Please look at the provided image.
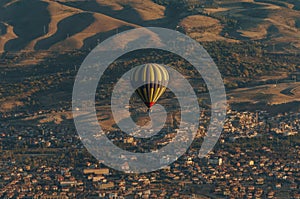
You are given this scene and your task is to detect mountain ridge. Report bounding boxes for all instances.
[0,0,299,52]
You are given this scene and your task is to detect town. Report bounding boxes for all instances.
[0,104,299,198]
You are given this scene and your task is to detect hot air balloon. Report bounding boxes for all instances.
[131,63,169,111]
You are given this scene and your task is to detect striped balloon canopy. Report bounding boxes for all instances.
[130,64,169,110]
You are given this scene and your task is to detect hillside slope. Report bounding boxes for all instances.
[0,0,299,52]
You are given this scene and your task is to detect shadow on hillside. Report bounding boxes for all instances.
[2,0,50,51]
[35,13,95,50]
[80,1,182,49]
[0,0,12,7]
[240,8,272,19]
[0,0,184,51]
[295,19,300,29]
[82,25,134,50]
[294,2,300,10]
[223,2,266,9]
[58,0,145,25]
[58,0,178,28]
[231,101,300,115]
[265,24,280,40]
[219,3,274,41]
[0,22,7,36]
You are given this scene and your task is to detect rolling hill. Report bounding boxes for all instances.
[0,0,299,52]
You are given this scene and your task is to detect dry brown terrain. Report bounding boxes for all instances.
[0,0,300,52]
[179,15,238,42]
[202,0,300,51]
[1,0,300,124]
[0,0,165,52]
[228,82,300,105]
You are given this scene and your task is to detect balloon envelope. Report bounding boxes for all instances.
[131,64,169,109]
